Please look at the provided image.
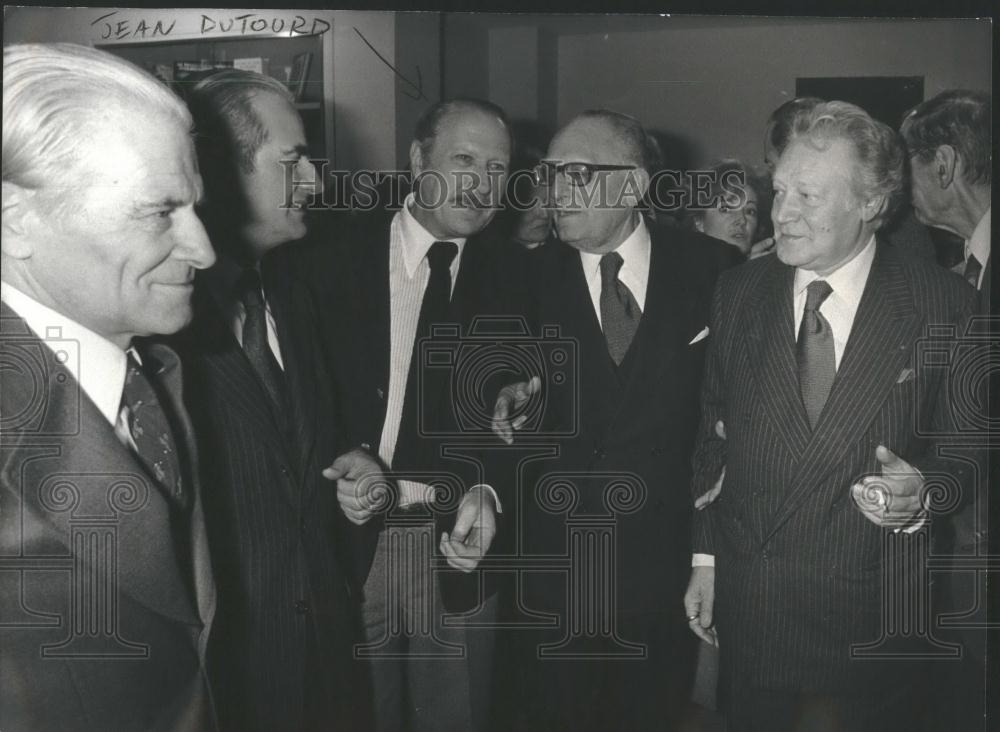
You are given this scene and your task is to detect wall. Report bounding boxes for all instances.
[555,17,991,168]
[394,12,442,169]
[1,6,426,170]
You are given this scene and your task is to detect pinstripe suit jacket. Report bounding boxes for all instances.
[178,247,362,732]
[691,243,979,696]
[0,302,217,732]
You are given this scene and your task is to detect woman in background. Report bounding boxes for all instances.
[684,158,771,258]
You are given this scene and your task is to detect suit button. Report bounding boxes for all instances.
[761,550,770,562]
[593,446,605,459]
[294,599,310,615]
[280,465,291,478]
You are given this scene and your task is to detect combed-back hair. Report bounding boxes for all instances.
[901,89,991,185]
[3,42,191,189]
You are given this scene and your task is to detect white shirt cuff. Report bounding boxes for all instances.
[692,553,715,567]
[469,483,502,514]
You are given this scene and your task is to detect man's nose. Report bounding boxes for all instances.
[175,208,216,269]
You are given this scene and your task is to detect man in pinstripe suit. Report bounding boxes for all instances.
[180,70,376,731]
[684,101,979,731]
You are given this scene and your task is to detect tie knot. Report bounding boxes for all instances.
[963,254,982,286]
[427,241,458,272]
[237,268,265,309]
[804,280,833,312]
[600,251,624,283]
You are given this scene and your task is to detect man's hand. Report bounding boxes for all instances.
[322,448,389,525]
[439,486,497,572]
[694,420,727,510]
[684,566,718,647]
[492,375,542,444]
[850,445,925,527]
[748,236,775,259]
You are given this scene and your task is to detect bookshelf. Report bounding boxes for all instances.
[102,33,330,161]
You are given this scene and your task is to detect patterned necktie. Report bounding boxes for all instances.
[238,268,286,411]
[395,241,458,470]
[120,351,185,506]
[963,255,982,289]
[797,280,835,429]
[599,251,642,365]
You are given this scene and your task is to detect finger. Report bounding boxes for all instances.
[714,420,726,440]
[439,537,477,572]
[493,394,511,422]
[694,493,710,510]
[322,462,347,481]
[528,375,542,395]
[875,444,903,469]
[445,543,481,571]
[688,620,715,646]
[511,416,527,431]
[450,503,478,543]
[342,507,371,525]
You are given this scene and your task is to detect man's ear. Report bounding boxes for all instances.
[860,193,887,224]
[409,140,425,177]
[933,145,957,189]
[693,217,705,233]
[1,181,39,259]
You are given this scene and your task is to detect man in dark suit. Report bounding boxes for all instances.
[902,90,990,309]
[684,100,979,731]
[1,43,218,730]
[493,109,723,730]
[307,99,530,732]
[181,70,375,731]
[900,88,992,730]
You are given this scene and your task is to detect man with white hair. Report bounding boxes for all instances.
[685,100,978,731]
[1,44,218,730]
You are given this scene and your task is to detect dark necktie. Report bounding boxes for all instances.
[599,251,642,365]
[121,351,185,507]
[797,280,835,429]
[395,241,458,469]
[238,268,286,411]
[963,254,982,289]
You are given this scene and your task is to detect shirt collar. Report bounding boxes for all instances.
[579,214,651,281]
[1,281,128,426]
[399,193,467,278]
[793,234,877,307]
[966,206,990,267]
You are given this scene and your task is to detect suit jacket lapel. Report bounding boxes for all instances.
[265,264,320,489]
[0,310,202,628]
[610,235,682,428]
[745,258,812,457]
[763,246,922,541]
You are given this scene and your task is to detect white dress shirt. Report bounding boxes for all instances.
[963,206,990,290]
[382,195,500,509]
[692,236,880,568]
[1,282,127,428]
[203,256,285,369]
[578,216,652,326]
[792,235,877,369]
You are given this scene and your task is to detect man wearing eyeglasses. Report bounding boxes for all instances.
[494,109,726,730]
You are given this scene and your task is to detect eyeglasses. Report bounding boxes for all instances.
[533,160,637,187]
